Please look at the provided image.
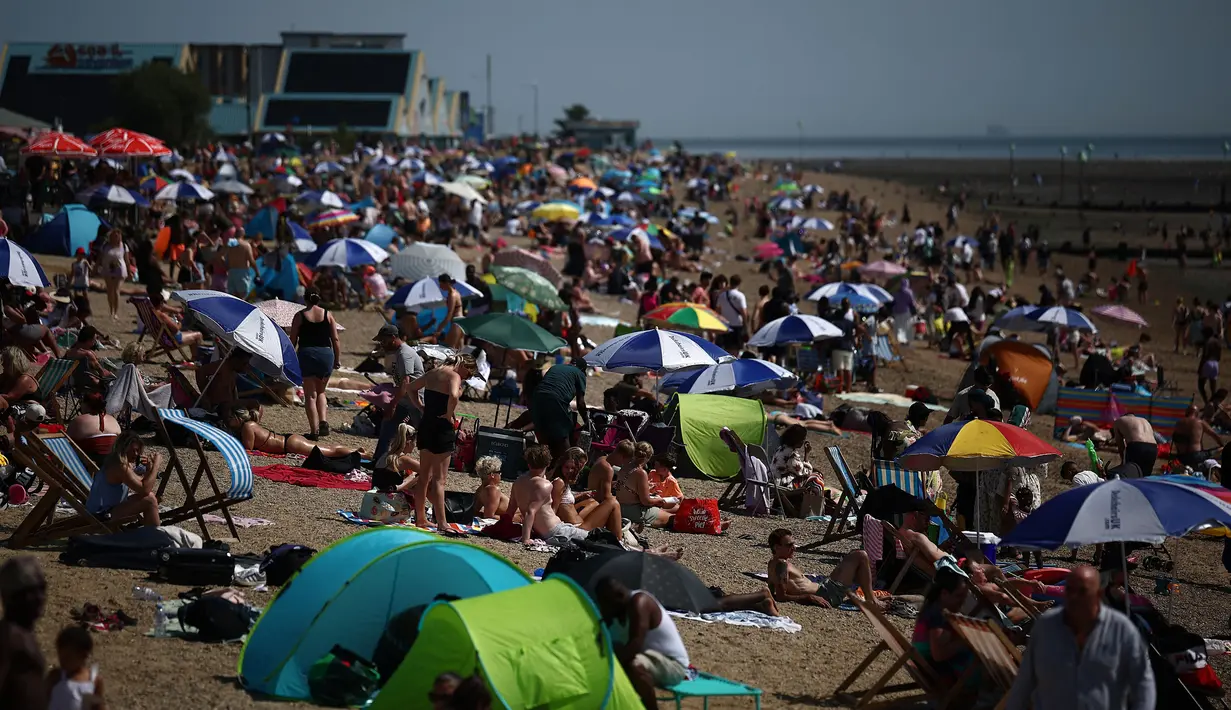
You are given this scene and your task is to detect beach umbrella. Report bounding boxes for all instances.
[297,190,346,210]
[293,238,318,254]
[615,191,644,203]
[155,181,214,202]
[313,161,345,175]
[455,174,490,189]
[255,299,346,332]
[513,200,541,214]
[802,184,824,194]
[76,184,149,207]
[945,235,977,249]
[0,239,50,288]
[490,265,566,310]
[21,131,96,158]
[1001,477,1231,549]
[1025,306,1097,332]
[643,302,729,332]
[531,202,580,222]
[170,290,301,385]
[768,197,805,211]
[440,181,487,204]
[306,209,359,229]
[412,171,443,186]
[307,238,389,269]
[88,157,122,169]
[492,248,563,286]
[568,177,597,192]
[991,305,1046,332]
[686,178,709,189]
[211,180,254,196]
[860,260,907,278]
[586,328,733,374]
[660,358,796,395]
[169,168,197,183]
[897,419,1060,472]
[364,224,396,248]
[609,227,663,250]
[754,243,784,260]
[747,314,843,347]
[677,207,719,224]
[385,277,481,312]
[602,169,633,183]
[554,549,718,614]
[453,312,566,353]
[88,127,156,146]
[389,242,466,283]
[397,157,425,171]
[781,216,835,231]
[97,135,171,158]
[773,181,801,194]
[805,282,890,312]
[1091,304,1149,328]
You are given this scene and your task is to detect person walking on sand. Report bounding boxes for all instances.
[1005,565,1154,710]
[289,287,341,439]
[224,228,256,298]
[0,556,49,710]
[1199,327,1222,403]
[406,353,474,533]
[99,229,127,320]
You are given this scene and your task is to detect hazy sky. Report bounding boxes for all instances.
[4,0,1229,138]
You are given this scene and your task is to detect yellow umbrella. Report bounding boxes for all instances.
[531,203,581,222]
[644,302,729,332]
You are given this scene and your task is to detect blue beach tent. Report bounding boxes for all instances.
[27,205,108,255]
[237,528,531,702]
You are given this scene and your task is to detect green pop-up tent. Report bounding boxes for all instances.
[665,393,766,480]
[372,577,642,710]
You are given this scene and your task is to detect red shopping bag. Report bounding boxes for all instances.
[673,498,722,535]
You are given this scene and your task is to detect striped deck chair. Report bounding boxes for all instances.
[834,592,971,709]
[657,672,763,710]
[944,612,1022,710]
[130,295,189,362]
[799,446,861,551]
[862,333,908,371]
[35,358,80,421]
[8,433,136,548]
[155,408,254,540]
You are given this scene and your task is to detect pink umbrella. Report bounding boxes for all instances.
[1091,304,1148,328]
[492,247,563,286]
[859,260,907,277]
[754,243,784,260]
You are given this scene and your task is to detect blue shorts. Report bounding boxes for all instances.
[298,346,335,379]
[227,268,252,297]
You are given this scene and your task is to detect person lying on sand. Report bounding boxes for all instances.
[511,444,623,547]
[225,414,366,459]
[767,527,886,609]
[769,411,844,437]
[1061,415,1112,445]
[473,456,509,519]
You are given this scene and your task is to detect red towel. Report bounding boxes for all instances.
[252,464,370,490]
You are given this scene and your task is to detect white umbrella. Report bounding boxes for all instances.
[440,181,487,204]
[389,243,466,282]
[308,238,389,269]
[211,180,254,195]
[748,315,842,347]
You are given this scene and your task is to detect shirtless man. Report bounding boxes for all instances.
[767,528,882,609]
[510,444,623,547]
[588,440,635,504]
[197,349,263,422]
[63,325,113,384]
[473,455,509,518]
[150,292,204,360]
[225,228,257,298]
[1061,415,1111,445]
[0,557,48,710]
[1173,405,1224,470]
[437,273,464,350]
[1111,413,1157,476]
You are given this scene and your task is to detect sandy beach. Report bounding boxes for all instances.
[2,158,1230,709]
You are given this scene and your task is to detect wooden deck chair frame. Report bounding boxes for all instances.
[8,434,138,548]
[799,446,861,551]
[834,592,971,709]
[130,295,190,362]
[153,410,251,541]
[34,358,80,423]
[944,612,1022,710]
[719,444,798,516]
[992,580,1041,621]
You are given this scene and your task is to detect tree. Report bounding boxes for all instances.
[553,104,592,137]
[109,62,212,147]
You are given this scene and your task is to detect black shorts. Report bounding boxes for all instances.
[1123,441,1157,476]
[418,418,457,455]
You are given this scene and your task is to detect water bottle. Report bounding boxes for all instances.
[153,604,168,637]
[132,586,161,602]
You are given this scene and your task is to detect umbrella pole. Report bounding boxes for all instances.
[1121,545,1132,617]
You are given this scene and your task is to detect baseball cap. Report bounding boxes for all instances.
[23,403,50,424]
[373,324,402,341]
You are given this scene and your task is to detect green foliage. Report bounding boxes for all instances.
[553,104,592,137]
[109,62,211,146]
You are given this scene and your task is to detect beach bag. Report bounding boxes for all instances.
[177,595,255,642]
[673,498,722,535]
[308,645,381,707]
[304,447,361,474]
[442,491,475,523]
[261,544,317,586]
[361,491,412,524]
[155,548,234,586]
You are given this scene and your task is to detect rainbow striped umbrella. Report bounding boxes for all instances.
[643,302,729,332]
[307,209,359,229]
[897,419,1061,472]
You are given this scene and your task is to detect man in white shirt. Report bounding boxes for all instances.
[945,366,1001,423]
[467,198,486,245]
[717,275,748,354]
[596,577,691,709]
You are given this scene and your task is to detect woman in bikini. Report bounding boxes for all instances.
[384,423,421,494]
[406,353,475,532]
[67,391,121,467]
[226,414,366,458]
[551,446,601,524]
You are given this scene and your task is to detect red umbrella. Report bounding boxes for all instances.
[98,135,171,157]
[20,131,97,158]
[89,127,160,147]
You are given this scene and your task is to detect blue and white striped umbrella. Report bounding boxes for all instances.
[169,168,198,183]
[413,171,443,185]
[781,216,835,231]
[170,290,301,385]
[993,305,1051,333]
[88,157,122,169]
[385,276,482,311]
[803,184,824,194]
[297,190,346,210]
[768,197,805,211]
[660,358,797,395]
[155,181,214,202]
[0,239,49,288]
[1002,477,1231,548]
[609,228,663,250]
[945,235,977,249]
[1023,306,1098,332]
[370,155,398,170]
[398,157,426,171]
[805,282,891,312]
[586,328,733,374]
[514,201,541,214]
[313,162,345,175]
[77,184,149,207]
[615,191,644,203]
[747,314,843,347]
[677,208,719,224]
[307,238,389,269]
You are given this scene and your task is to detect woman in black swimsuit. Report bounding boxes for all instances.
[407,353,475,532]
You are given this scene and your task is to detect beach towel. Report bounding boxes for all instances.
[667,609,801,634]
[202,514,272,528]
[335,510,482,534]
[252,464,371,490]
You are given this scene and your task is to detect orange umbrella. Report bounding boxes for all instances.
[840,260,865,270]
[568,176,597,191]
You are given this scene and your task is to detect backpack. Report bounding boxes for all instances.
[261,544,317,586]
[308,645,381,707]
[177,596,255,642]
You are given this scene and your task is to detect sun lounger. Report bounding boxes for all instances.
[799,446,861,550]
[130,295,190,362]
[834,592,971,709]
[658,671,763,710]
[154,408,254,540]
[944,612,1022,710]
[8,433,138,548]
[34,357,80,421]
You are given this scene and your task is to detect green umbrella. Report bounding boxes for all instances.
[454,312,566,353]
[774,181,801,194]
[491,265,567,310]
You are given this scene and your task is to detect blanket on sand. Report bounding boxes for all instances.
[253,464,370,490]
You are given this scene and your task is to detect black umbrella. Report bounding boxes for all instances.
[553,550,719,614]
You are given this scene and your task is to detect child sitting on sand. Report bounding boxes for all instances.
[767,527,887,609]
[648,452,683,511]
[473,456,508,519]
[48,625,105,710]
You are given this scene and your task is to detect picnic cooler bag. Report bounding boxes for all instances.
[155,548,235,586]
[361,491,412,524]
[673,498,723,535]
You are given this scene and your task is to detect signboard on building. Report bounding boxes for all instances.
[11,42,183,74]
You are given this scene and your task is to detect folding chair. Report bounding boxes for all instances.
[8,433,137,548]
[154,408,254,541]
[130,295,190,362]
[658,671,763,710]
[166,365,202,407]
[944,612,1022,710]
[34,358,80,422]
[718,443,796,516]
[834,592,971,709]
[799,446,861,551]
